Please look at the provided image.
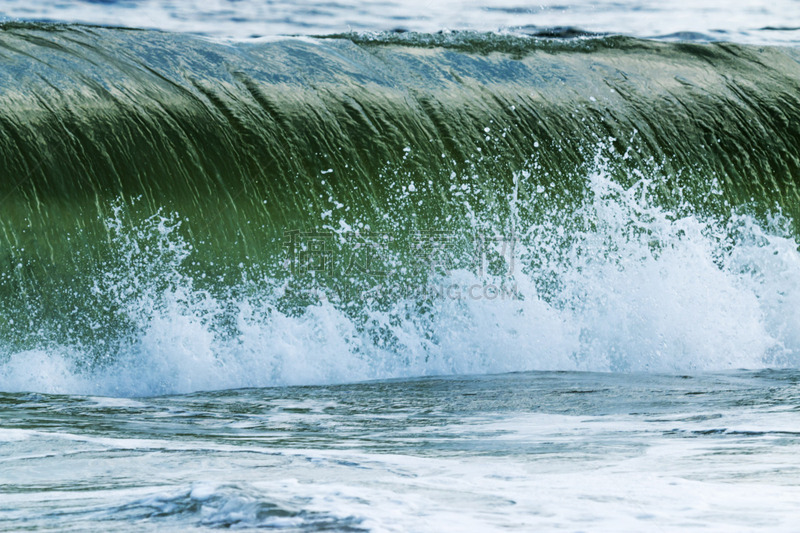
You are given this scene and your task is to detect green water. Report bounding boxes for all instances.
[2,24,800,360]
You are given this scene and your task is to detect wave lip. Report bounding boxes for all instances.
[2,26,800,395]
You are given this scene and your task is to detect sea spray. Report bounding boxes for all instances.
[2,150,800,395]
[3,26,800,395]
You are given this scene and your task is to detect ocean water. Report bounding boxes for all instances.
[2,0,800,43]
[2,1,800,531]
[3,371,800,532]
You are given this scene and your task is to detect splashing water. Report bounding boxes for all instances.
[2,154,800,397]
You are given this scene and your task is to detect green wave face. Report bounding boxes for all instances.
[2,24,800,376]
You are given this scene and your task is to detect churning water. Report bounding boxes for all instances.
[1,1,800,531]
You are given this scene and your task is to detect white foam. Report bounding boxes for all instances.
[2,163,800,397]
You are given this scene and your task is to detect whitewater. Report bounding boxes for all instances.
[2,1,800,531]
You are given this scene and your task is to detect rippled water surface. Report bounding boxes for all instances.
[3,371,800,531]
[1,0,799,43]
